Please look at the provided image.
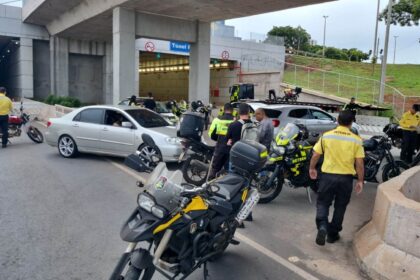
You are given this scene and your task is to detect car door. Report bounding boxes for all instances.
[287,108,310,126]
[100,109,136,155]
[310,109,336,132]
[72,108,105,151]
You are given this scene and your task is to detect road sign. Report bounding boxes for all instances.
[145,41,155,52]
[221,50,230,60]
[170,41,190,53]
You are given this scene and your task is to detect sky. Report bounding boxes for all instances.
[226,0,420,64]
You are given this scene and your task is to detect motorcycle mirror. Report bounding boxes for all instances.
[141,134,156,148]
[136,181,145,188]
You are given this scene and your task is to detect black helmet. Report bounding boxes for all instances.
[191,101,199,111]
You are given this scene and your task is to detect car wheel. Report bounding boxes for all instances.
[58,135,78,158]
[138,143,162,167]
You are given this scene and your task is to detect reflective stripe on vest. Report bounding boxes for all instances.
[216,119,234,136]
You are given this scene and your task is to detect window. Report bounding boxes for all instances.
[288,109,310,119]
[126,109,169,128]
[264,109,282,118]
[104,110,131,127]
[74,109,104,124]
[311,110,334,121]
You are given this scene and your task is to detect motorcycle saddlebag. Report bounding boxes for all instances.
[124,154,149,172]
[177,112,204,141]
[230,140,267,176]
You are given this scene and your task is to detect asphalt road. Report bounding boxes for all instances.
[0,128,378,280]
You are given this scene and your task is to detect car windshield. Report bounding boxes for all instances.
[126,109,169,128]
[155,102,171,114]
[145,163,184,212]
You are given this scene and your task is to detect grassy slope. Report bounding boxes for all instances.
[284,56,420,101]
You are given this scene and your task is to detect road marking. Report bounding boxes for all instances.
[107,159,147,183]
[235,233,320,280]
[109,159,319,280]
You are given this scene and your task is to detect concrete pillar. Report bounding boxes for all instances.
[103,42,113,104]
[135,49,139,96]
[189,21,211,104]
[18,38,34,99]
[113,7,136,105]
[50,36,69,97]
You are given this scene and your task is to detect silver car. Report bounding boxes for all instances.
[45,105,182,161]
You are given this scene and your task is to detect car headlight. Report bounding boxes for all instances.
[138,193,155,212]
[166,137,181,144]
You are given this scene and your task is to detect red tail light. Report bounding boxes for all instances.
[47,121,52,127]
[272,119,280,127]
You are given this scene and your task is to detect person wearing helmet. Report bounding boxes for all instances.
[128,95,137,106]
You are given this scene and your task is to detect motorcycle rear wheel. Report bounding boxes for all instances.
[253,168,284,204]
[382,161,409,182]
[182,155,209,186]
[27,126,44,143]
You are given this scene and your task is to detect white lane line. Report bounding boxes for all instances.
[235,232,319,280]
[107,159,147,183]
[108,159,319,280]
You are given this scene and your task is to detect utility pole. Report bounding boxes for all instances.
[379,0,394,104]
[322,15,328,57]
[393,35,398,64]
[373,0,381,62]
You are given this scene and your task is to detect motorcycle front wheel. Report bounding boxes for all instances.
[182,155,209,186]
[382,160,410,182]
[123,265,154,280]
[252,168,284,204]
[27,126,44,143]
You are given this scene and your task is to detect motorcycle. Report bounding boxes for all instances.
[0,100,44,144]
[110,139,267,280]
[252,123,317,204]
[191,100,212,130]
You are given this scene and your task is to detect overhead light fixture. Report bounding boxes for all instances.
[215,63,221,68]
[221,62,228,67]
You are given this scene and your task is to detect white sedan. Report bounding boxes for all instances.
[45,105,183,161]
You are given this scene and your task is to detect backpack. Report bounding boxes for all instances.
[240,120,260,142]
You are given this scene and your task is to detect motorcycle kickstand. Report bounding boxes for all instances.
[306,187,312,204]
[203,262,210,280]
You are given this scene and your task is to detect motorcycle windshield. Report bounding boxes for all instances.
[145,163,184,213]
[275,123,300,146]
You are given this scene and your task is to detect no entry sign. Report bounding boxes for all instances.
[221,50,230,60]
[145,41,155,52]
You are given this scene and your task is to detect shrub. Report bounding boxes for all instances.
[44,95,82,108]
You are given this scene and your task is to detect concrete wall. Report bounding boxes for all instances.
[69,53,103,104]
[33,39,50,100]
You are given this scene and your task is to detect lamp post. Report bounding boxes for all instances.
[379,0,394,104]
[373,0,381,62]
[322,15,329,57]
[393,35,398,64]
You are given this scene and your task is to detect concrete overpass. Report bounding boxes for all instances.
[19,0,333,104]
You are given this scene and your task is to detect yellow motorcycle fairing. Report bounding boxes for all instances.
[153,196,208,234]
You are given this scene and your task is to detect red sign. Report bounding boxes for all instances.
[221,50,230,60]
[145,41,155,52]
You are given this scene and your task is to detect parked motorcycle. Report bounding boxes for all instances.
[191,100,212,130]
[110,139,267,280]
[252,123,317,204]
[0,101,44,144]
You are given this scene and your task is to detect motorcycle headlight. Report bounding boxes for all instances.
[138,193,155,212]
[273,145,286,155]
[166,137,181,144]
[151,205,167,219]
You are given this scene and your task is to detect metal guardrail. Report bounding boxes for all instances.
[283,62,419,118]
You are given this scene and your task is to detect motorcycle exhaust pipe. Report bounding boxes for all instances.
[153,229,173,266]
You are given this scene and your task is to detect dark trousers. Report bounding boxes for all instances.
[209,146,230,179]
[316,173,353,235]
[0,115,8,146]
[401,130,417,164]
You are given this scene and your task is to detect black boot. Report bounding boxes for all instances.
[316,228,327,246]
[327,233,340,243]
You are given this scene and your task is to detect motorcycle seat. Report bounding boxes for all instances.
[212,173,245,201]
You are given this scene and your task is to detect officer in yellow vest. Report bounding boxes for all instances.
[0,87,13,148]
[309,110,365,246]
[208,103,235,179]
[399,104,420,164]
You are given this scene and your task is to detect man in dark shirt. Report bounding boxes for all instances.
[144,92,157,111]
[226,103,252,147]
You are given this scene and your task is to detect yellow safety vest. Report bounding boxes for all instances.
[208,117,234,138]
[0,94,13,115]
[399,111,420,131]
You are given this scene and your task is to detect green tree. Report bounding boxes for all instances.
[267,26,312,51]
[381,0,420,26]
[346,48,370,62]
[324,47,349,60]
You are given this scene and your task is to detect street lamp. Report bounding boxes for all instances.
[322,15,328,57]
[379,0,394,104]
[393,35,398,64]
[373,0,381,62]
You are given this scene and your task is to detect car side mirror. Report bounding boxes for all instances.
[122,122,133,128]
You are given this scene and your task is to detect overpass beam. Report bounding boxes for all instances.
[112,7,136,105]
[188,21,211,104]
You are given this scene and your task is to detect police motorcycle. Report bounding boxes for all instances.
[110,139,267,280]
[191,100,212,130]
[177,113,214,186]
[0,100,44,144]
[362,126,410,182]
[252,123,317,204]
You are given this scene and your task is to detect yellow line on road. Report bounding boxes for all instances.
[108,159,319,280]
